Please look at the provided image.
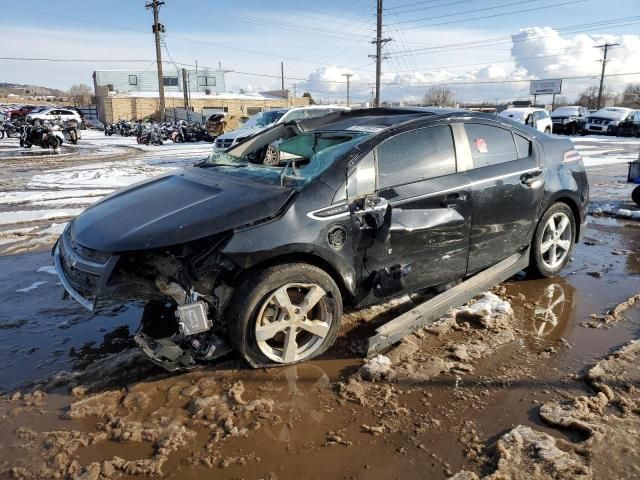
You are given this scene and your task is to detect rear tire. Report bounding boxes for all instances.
[529,203,576,277]
[544,127,551,134]
[632,186,640,206]
[226,263,343,367]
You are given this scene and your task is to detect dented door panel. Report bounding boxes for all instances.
[382,173,472,291]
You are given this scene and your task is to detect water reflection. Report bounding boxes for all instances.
[263,363,331,444]
[528,277,575,340]
[532,284,565,337]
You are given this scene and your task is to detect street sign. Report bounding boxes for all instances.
[530,79,562,95]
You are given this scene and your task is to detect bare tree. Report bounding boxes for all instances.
[423,87,456,107]
[302,92,316,105]
[68,84,92,106]
[620,83,640,108]
[576,85,617,109]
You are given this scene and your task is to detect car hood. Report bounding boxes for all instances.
[589,111,629,121]
[70,169,294,252]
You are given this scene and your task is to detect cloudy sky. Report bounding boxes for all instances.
[1,0,639,104]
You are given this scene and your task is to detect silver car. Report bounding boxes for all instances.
[214,106,350,158]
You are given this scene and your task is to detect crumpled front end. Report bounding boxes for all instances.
[54,223,240,370]
[54,225,119,311]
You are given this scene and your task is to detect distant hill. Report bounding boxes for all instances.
[0,82,68,98]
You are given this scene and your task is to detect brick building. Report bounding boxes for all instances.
[92,69,308,124]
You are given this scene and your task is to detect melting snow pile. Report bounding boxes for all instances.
[452,292,513,320]
[358,354,394,382]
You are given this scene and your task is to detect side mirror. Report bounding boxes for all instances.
[346,152,376,201]
[352,195,389,230]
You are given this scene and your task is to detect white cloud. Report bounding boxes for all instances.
[2,22,639,105]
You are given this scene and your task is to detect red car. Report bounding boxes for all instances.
[6,105,42,119]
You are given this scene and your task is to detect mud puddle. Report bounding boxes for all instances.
[0,213,638,478]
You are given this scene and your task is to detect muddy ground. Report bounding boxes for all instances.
[0,140,639,479]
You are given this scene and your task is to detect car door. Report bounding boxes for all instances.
[463,122,544,274]
[348,123,472,302]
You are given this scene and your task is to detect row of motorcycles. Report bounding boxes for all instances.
[0,117,80,150]
[104,120,215,145]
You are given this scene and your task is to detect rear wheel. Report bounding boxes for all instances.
[227,263,342,367]
[529,203,576,277]
[632,186,640,206]
[544,127,551,134]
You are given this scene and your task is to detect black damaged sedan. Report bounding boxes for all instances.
[54,108,588,370]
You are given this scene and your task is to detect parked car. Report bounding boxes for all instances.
[616,110,640,137]
[583,107,634,135]
[53,108,588,370]
[6,105,40,119]
[550,106,589,135]
[214,106,350,152]
[26,107,82,124]
[499,107,552,133]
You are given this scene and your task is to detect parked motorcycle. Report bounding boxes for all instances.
[136,125,163,146]
[1,119,23,139]
[61,120,80,144]
[20,122,61,150]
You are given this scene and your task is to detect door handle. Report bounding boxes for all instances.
[520,169,543,186]
[442,192,467,207]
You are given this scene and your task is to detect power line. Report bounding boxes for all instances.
[385,0,475,15]
[397,0,585,30]
[388,16,640,56]
[385,0,450,10]
[387,0,548,26]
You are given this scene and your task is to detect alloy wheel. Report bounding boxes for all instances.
[540,212,572,270]
[255,283,332,363]
[263,146,280,165]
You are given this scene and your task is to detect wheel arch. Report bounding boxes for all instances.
[229,251,355,306]
[546,195,582,243]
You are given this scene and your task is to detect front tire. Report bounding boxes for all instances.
[227,263,343,367]
[529,203,576,277]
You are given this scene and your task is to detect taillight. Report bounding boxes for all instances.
[562,149,581,163]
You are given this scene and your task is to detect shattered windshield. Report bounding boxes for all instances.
[243,110,286,128]
[200,131,371,187]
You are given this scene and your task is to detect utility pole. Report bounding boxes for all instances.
[342,73,353,107]
[181,68,189,110]
[595,43,619,110]
[146,0,166,120]
[292,82,297,98]
[281,62,285,92]
[369,0,391,107]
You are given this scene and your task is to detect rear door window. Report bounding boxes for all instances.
[376,125,456,189]
[464,124,518,168]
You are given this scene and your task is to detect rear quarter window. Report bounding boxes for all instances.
[514,133,532,159]
[464,124,518,168]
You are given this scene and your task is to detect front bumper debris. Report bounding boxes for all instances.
[53,228,118,311]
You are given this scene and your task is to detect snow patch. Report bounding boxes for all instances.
[453,292,513,318]
[16,281,48,293]
[37,266,57,275]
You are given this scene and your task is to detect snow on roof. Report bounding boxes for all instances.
[109,90,287,101]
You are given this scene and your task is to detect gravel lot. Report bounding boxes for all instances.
[0,131,639,480]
